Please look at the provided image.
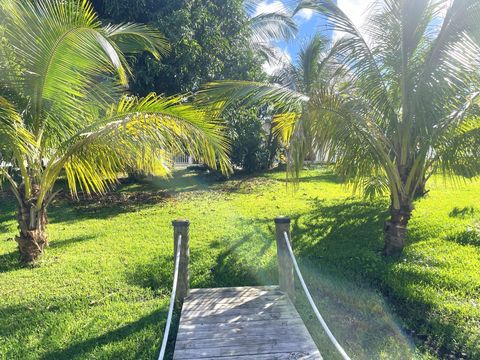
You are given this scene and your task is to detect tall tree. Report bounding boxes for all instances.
[0,0,229,263]
[202,0,480,255]
[91,0,267,95]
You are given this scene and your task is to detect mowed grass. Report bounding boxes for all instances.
[0,168,479,359]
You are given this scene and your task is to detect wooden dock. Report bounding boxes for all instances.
[173,286,322,359]
[157,218,342,360]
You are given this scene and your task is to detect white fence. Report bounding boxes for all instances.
[174,154,197,168]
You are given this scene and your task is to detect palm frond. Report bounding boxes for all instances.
[249,11,298,44]
[102,23,170,60]
[199,81,308,114]
[0,97,35,154]
[298,34,328,93]
[1,0,169,145]
[39,94,231,202]
[297,0,398,127]
[435,116,480,179]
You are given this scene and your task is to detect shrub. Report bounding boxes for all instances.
[223,105,280,174]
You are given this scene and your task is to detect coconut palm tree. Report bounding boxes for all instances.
[268,34,344,167]
[201,0,480,255]
[0,0,230,263]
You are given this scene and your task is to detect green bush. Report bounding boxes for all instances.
[223,105,280,173]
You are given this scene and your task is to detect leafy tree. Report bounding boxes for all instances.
[202,0,480,255]
[0,0,229,263]
[91,0,268,95]
[223,104,279,173]
[91,0,295,175]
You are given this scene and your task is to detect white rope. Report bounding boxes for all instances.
[158,234,182,360]
[283,231,351,360]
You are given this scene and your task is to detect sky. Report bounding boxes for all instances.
[253,0,374,74]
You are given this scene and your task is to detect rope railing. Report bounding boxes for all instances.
[283,231,351,360]
[158,234,182,360]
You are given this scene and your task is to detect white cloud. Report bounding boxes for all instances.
[262,47,292,75]
[254,0,285,17]
[295,8,314,22]
[334,0,376,42]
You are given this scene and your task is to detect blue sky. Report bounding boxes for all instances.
[253,0,372,73]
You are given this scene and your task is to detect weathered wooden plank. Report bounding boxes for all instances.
[182,301,289,312]
[178,311,297,324]
[178,318,306,336]
[199,353,322,360]
[173,286,321,360]
[188,285,278,294]
[182,295,288,310]
[181,304,293,318]
[185,287,283,299]
[183,291,283,301]
[173,341,319,359]
[176,325,305,342]
[175,333,314,350]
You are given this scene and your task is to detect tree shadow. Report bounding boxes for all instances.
[266,170,343,185]
[449,206,476,219]
[0,235,96,273]
[289,198,389,277]
[445,228,480,247]
[207,234,262,288]
[49,235,96,249]
[0,195,16,233]
[39,308,168,360]
[286,198,478,358]
[47,192,169,225]
[0,250,23,273]
[0,303,47,341]
[125,253,174,291]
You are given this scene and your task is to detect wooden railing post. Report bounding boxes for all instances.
[172,219,190,302]
[275,216,294,297]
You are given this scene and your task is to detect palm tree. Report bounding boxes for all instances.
[201,0,480,255]
[0,0,230,263]
[268,34,341,167]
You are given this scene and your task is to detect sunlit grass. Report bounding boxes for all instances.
[0,168,479,359]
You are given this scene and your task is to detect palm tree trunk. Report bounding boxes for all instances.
[384,199,413,256]
[15,186,49,263]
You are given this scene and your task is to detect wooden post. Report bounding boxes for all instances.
[275,217,294,297]
[172,219,190,302]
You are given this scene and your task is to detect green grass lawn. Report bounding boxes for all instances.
[1,168,479,359]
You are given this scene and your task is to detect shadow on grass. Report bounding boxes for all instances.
[286,198,479,358]
[272,171,343,185]
[445,228,480,247]
[125,254,174,291]
[208,235,264,288]
[0,250,22,273]
[43,169,223,225]
[289,198,389,280]
[0,195,16,233]
[39,308,168,360]
[49,235,96,250]
[0,235,96,273]
[449,206,476,219]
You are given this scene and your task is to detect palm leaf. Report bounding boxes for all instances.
[38,94,231,202]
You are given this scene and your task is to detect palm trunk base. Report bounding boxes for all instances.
[383,220,407,256]
[16,200,49,263]
[15,231,48,263]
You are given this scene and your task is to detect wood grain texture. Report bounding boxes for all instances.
[173,286,322,360]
